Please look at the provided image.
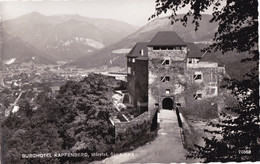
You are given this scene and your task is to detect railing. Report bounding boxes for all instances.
[175,107,183,128]
[174,107,187,148]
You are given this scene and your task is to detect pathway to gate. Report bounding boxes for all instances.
[92,109,200,163]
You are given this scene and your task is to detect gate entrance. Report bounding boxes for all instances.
[162,97,173,110]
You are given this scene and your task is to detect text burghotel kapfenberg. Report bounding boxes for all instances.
[21,152,135,159]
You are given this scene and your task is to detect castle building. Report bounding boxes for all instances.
[126,31,227,117]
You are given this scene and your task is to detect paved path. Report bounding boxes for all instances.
[92,109,199,163]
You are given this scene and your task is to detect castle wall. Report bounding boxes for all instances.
[127,36,224,119]
[147,47,221,118]
[184,63,219,118]
[127,58,148,107]
[134,60,148,105]
[148,47,188,117]
[127,58,135,104]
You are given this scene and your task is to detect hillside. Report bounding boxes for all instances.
[72,14,218,69]
[72,15,255,80]
[1,12,138,60]
[0,32,57,65]
[1,74,118,163]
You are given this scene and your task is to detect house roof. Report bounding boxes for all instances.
[186,42,204,58]
[126,32,221,62]
[200,52,225,66]
[148,31,186,47]
[126,42,148,58]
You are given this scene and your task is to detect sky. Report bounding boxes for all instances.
[0,0,217,27]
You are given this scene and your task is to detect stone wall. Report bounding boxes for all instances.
[114,111,155,151]
[127,58,135,104]
[134,60,148,105]
[127,59,148,108]
[179,111,196,150]
[114,112,150,135]
[148,48,187,117]
[147,47,221,119]
[184,63,220,118]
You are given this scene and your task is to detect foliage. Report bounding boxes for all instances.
[2,74,119,163]
[188,69,259,162]
[151,0,259,162]
[0,88,13,108]
[2,106,63,164]
[151,0,258,60]
[115,118,157,153]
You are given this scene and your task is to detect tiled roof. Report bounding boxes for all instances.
[200,52,225,66]
[148,31,186,46]
[186,42,204,58]
[126,32,217,62]
[126,42,148,57]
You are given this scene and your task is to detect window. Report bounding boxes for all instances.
[161,76,170,82]
[161,58,170,66]
[207,86,218,96]
[193,72,203,81]
[153,47,160,50]
[127,67,131,74]
[166,89,170,94]
[161,47,167,50]
[140,50,144,56]
[193,74,202,80]
[187,58,200,64]
[128,58,131,62]
[132,58,135,63]
[153,46,184,51]
[133,70,135,76]
[193,93,202,100]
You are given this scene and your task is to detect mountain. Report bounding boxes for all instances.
[71,14,255,80]
[1,12,138,60]
[0,32,57,65]
[72,14,218,69]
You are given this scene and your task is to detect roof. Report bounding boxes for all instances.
[200,52,225,66]
[148,31,186,47]
[186,42,204,58]
[126,32,212,61]
[126,42,148,58]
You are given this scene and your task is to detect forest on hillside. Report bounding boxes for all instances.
[1,74,122,164]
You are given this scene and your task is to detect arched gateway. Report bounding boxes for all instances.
[162,97,173,110]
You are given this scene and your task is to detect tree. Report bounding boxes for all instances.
[18,99,33,118]
[151,0,259,162]
[151,0,258,60]
[55,74,116,162]
[187,68,259,162]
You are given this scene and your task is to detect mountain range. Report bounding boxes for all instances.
[71,14,219,69]
[0,32,57,65]
[1,12,138,60]
[71,15,255,79]
[1,12,255,79]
